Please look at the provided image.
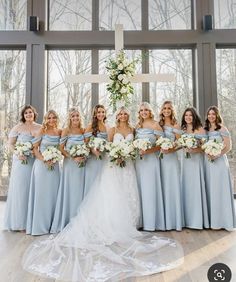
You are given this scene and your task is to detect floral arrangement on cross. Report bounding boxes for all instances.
[106,49,139,110]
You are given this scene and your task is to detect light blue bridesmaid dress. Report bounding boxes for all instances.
[204,130,236,230]
[180,133,209,229]
[135,128,165,231]
[50,134,85,233]
[160,126,183,231]
[26,135,60,235]
[83,131,107,197]
[4,131,35,231]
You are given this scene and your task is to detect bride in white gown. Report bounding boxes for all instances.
[22,107,183,282]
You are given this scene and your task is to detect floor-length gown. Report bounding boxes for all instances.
[135,128,165,231]
[204,130,236,230]
[160,126,183,231]
[50,134,85,233]
[4,130,35,231]
[83,131,107,197]
[26,134,60,235]
[180,133,209,229]
[22,133,183,282]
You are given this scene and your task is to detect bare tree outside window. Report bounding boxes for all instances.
[0,0,26,30]
[0,50,26,196]
[149,0,191,30]
[216,48,236,193]
[48,50,92,126]
[149,49,193,121]
[49,0,92,30]
[99,0,141,30]
[215,0,236,29]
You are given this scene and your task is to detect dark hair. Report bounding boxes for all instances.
[159,100,177,128]
[91,104,106,136]
[20,105,38,123]
[204,106,222,131]
[181,107,202,132]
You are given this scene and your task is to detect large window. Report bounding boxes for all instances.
[149,49,193,120]
[0,50,26,197]
[0,0,27,30]
[149,0,192,30]
[216,48,236,193]
[49,0,92,30]
[47,50,92,126]
[99,0,141,30]
[215,0,236,29]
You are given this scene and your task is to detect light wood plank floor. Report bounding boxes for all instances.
[0,201,236,282]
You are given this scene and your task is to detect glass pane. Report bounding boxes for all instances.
[48,50,92,126]
[215,0,236,29]
[49,0,92,30]
[216,48,236,193]
[0,0,27,30]
[0,50,26,196]
[99,50,142,125]
[99,0,141,30]
[149,0,191,30]
[149,49,193,121]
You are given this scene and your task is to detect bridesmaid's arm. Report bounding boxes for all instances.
[59,129,70,158]
[108,127,115,142]
[32,130,44,161]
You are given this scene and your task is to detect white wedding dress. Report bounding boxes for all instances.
[22,133,184,281]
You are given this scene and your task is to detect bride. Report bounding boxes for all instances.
[22,106,183,282]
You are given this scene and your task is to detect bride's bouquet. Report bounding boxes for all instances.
[42,146,63,170]
[155,136,175,159]
[133,139,152,159]
[14,141,32,164]
[107,140,136,168]
[69,144,90,167]
[88,136,107,160]
[177,134,198,158]
[202,139,224,163]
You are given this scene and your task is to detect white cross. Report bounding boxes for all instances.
[65,24,175,84]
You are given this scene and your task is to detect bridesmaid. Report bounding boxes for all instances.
[135,102,165,231]
[204,106,236,230]
[180,107,209,229]
[50,108,85,233]
[83,104,108,197]
[26,110,61,235]
[3,105,41,231]
[158,101,183,231]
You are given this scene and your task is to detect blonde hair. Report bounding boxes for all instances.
[159,101,177,127]
[137,102,154,128]
[67,107,83,130]
[115,106,131,127]
[42,110,59,132]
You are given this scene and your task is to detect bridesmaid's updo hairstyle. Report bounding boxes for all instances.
[204,106,222,131]
[91,104,106,137]
[20,105,38,123]
[137,102,154,128]
[42,110,59,132]
[67,107,83,130]
[159,100,177,128]
[181,107,202,132]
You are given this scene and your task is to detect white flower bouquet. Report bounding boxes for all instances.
[202,139,224,162]
[69,144,90,167]
[106,49,139,109]
[88,137,107,160]
[177,134,198,158]
[156,136,175,159]
[107,140,136,168]
[14,141,32,164]
[42,146,63,170]
[133,139,152,159]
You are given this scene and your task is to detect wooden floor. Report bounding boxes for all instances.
[0,201,236,282]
